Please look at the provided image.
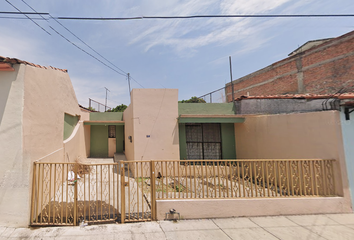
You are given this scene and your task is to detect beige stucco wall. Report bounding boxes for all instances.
[234,111,351,206]
[0,64,84,227]
[156,112,352,219]
[157,197,352,220]
[0,64,26,227]
[80,109,90,121]
[23,66,81,162]
[126,89,180,161]
[123,103,135,160]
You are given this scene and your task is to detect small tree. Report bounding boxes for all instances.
[179,96,206,103]
[111,104,128,112]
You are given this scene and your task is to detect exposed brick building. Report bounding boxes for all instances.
[225,30,354,102]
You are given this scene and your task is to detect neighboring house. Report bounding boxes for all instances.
[233,93,354,210]
[225,30,354,101]
[0,56,87,227]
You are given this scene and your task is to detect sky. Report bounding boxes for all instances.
[1,0,354,108]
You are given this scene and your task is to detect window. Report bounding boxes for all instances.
[185,123,222,159]
[108,125,116,138]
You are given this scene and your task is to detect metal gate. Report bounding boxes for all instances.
[30,161,154,226]
[120,161,155,223]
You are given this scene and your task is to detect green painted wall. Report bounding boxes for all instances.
[63,113,79,140]
[90,125,108,157]
[90,112,123,121]
[221,123,236,159]
[179,124,187,160]
[178,103,235,115]
[116,125,124,153]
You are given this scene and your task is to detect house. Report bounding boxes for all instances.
[233,93,354,210]
[2,55,354,227]
[84,88,354,220]
[225,30,354,101]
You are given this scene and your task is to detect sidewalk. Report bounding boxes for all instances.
[1,213,354,240]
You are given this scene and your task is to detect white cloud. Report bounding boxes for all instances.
[71,75,129,107]
[0,29,40,60]
[123,0,312,56]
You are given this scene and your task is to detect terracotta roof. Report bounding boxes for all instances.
[0,55,67,72]
[235,93,354,101]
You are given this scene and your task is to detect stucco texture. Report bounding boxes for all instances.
[0,64,26,227]
[123,103,135,160]
[126,89,180,160]
[23,66,81,162]
[234,111,350,201]
[0,64,83,227]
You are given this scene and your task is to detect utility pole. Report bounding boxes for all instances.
[104,87,110,112]
[127,73,131,94]
[229,56,235,103]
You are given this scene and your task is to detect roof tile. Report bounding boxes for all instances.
[0,55,67,72]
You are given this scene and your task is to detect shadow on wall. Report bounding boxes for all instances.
[0,70,19,124]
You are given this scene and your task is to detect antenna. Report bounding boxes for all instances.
[104,87,110,111]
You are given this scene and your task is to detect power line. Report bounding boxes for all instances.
[56,14,354,21]
[0,16,46,20]
[16,0,129,79]
[2,11,354,21]
[22,0,144,88]
[130,76,145,88]
[2,12,354,19]
[5,0,51,35]
[49,24,127,76]
[49,14,128,75]
[0,11,48,15]
[19,0,128,76]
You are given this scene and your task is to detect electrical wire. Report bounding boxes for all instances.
[50,14,128,75]
[130,76,145,88]
[20,0,128,77]
[56,14,354,21]
[2,11,354,20]
[0,11,48,15]
[0,16,46,20]
[5,1,145,88]
[49,25,127,76]
[5,0,51,35]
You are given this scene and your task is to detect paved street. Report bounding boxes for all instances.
[1,213,354,240]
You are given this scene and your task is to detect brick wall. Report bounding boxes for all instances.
[226,31,354,102]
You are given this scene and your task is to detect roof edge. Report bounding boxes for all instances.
[235,93,354,101]
[0,55,67,73]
